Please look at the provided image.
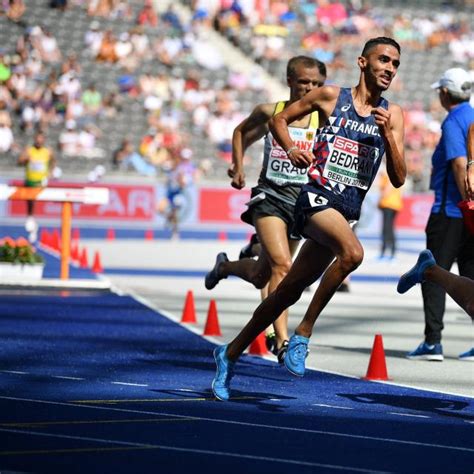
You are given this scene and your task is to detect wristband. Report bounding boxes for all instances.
[286,146,298,157]
[467,160,474,167]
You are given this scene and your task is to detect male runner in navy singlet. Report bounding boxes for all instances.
[211,37,407,401]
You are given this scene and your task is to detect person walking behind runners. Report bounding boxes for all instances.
[377,166,403,260]
[406,68,474,362]
[205,56,327,362]
[211,37,406,400]
[18,132,55,243]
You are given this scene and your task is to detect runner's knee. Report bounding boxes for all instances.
[339,245,364,273]
[270,258,292,281]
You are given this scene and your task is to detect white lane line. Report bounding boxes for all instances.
[389,412,430,419]
[314,404,354,410]
[111,382,149,387]
[177,389,194,392]
[0,427,392,473]
[0,395,472,453]
[1,371,28,375]
[51,376,84,381]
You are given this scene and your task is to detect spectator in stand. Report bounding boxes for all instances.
[81,82,102,118]
[96,30,118,63]
[0,116,14,153]
[114,137,156,176]
[84,21,103,58]
[59,119,80,156]
[6,0,26,24]
[137,0,158,27]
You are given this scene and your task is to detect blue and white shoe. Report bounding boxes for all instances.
[205,252,229,290]
[284,334,310,376]
[458,348,474,361]
[212,345,234,401]
[406,342,444,361]
[397,249,436,294]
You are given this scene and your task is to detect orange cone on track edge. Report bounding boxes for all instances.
[107,228,115,240]
[203,299,222,336]
[92,251,103,273]
[145,229,154,240]
[363,334,391,381]
[248,331,268,356]
[181,290,197,324]
[79,247,89,269]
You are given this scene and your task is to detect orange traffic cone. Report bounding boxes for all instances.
[218,231,227,241]
[72,228,80,241]
[248,331,268,356]
[92,251,103,273]
[203,299,222,336]
[363,334,391,381]
[107,228,115,240]
[79,247,89,269]
[181,290,197,324]
[145,229,154,240]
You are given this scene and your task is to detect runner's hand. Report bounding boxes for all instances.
[228,167,246,189]
[371,107,391,136]
[287,149,313,169]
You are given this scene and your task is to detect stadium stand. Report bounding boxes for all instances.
[0,0,473,190]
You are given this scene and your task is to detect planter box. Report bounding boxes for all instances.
[0,262,45,280]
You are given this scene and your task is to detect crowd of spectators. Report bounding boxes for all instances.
[1,0,473,192]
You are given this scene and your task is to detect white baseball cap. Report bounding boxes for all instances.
[431,68,472,95]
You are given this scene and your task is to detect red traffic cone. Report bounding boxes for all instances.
[363,334,391,381]
[145,229,154,240]
[92,251,103,273]
[40,229,47,246]
[71,242,79,263]
[248,331,268,356]
[203,299,222,336]
[79,247,89,269]
[218,231,227,241]
[72,228,80,241]
[107,228,115,241]
[181,290,197,324]
[52,229,61,251]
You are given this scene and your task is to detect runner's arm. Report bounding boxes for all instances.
[229,103,273,189]
[373,103,406,188]
[269,86,338,169]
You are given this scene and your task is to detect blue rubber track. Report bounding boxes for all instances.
[0,292,472,474]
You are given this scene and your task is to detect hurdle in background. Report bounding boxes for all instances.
[0,184,109,280]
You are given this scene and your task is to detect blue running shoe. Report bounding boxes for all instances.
[397,249,436,294]
[406,342,443,361]
[284,334,310,376]
[212,345,234,401]
[205,252,229,290]
[458,348,474,361]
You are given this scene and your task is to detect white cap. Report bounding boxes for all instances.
[431,68,472,95]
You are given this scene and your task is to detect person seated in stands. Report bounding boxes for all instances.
[96,30,118,63]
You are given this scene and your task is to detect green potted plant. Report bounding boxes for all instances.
[0,237,45,280]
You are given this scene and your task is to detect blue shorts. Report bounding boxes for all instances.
[295,183,361,236]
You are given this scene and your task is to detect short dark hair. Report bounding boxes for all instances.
[361,37,401,57]
[287,56,327,79]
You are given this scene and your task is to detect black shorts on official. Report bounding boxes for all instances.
[295,183,360,237]
[241,187,301,241]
